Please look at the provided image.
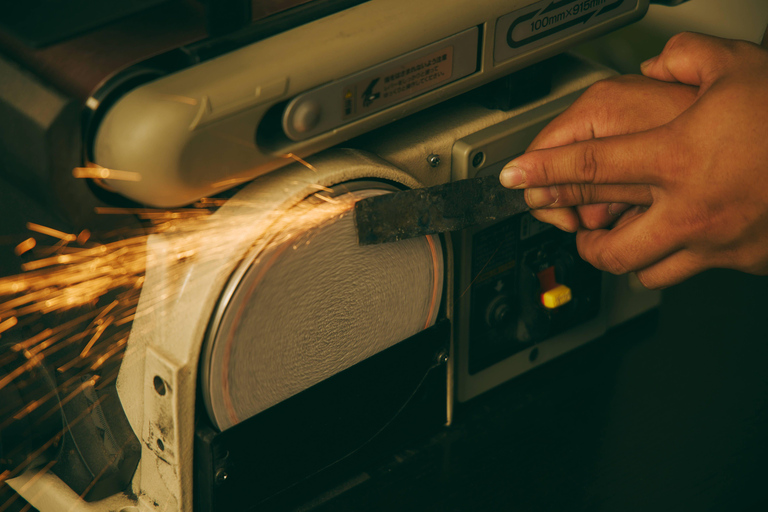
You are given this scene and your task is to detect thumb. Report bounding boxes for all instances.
[640,32,733,87]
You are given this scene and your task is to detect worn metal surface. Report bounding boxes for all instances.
[355,175,529,245]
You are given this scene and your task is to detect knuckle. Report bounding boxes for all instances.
[577,183,596,204]
[585,78,614,97]
[536,155,554,185]
[564,183,594,205]
[561,184,581,205]
[664,31,697,56]
[579,143,599,183]
[663,32,736,78]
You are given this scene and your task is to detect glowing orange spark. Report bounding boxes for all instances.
[94,207,210,219]
[308,183,334,193]
[195,197,228,207]
[26,223,75,242]
[90,336,128,371]
[73,165,142,182]
[76,230,90,245]
[44,377,99,415]
[12,329,52,353]
[79,316,114,359]
[313,193,340,204]
[114,314,135,326]
[14,238,36,256]
[0,187,361,511]
[284,152,318,173]
[0,354,42,391]
[211,176,251,188]
[0,317,17,335]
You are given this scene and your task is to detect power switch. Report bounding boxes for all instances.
[537,266,572,309]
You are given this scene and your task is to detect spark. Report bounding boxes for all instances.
[72,165,142,182]
[211,176,252,188]
[284,153,318,173]
[0,317,17,335]
[78,316,113,359]
[26,223,75,242]
[76,230,90,245]
[11,328,52,353]
[307,184,334,193]
[313,193,340,204]
[195,197,227,208]
[0,179,358,509]
[14,238,35,256]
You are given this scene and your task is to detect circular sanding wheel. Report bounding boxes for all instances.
[200,187,444,431]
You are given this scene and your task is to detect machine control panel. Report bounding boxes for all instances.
[466,214,602,375]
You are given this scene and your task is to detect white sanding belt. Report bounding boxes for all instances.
[202,188,443,432]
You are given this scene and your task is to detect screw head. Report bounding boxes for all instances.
[436,350,449,365]
[472,152,485,168]
[427,154,441,167]
[215,469,229,485]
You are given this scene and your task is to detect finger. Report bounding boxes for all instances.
[634,250,708,289]
[524,183,652,209]
[501,130,664,189]
[533,203,635,232]
[575,207,679,275]
[577,204,629,230]
[611,204,647,229]
[530,208,579,233]
[527,98,598,151]
[528,76,697,151]
[640,32,734,87]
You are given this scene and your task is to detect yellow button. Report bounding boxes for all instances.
[541,284,572,309]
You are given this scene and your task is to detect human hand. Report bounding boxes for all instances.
[500,32,768,288]
[522,74,698,232]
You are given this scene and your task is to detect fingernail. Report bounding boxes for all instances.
[608,202,631,216]
[640,55,658,71]
[499,165,525,188]
[526,186,559,208]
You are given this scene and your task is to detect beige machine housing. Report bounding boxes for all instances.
[92,0,651,207]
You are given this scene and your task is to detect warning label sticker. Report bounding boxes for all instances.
[343,46,454,118]
[494,0,638,63]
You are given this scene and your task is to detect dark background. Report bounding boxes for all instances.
[305,269,768,511]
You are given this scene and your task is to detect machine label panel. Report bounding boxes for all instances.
[494,0,639,63]
[283,27,478,142]
[348,46,454,117]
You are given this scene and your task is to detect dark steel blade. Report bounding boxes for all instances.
[355,175,529,245]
